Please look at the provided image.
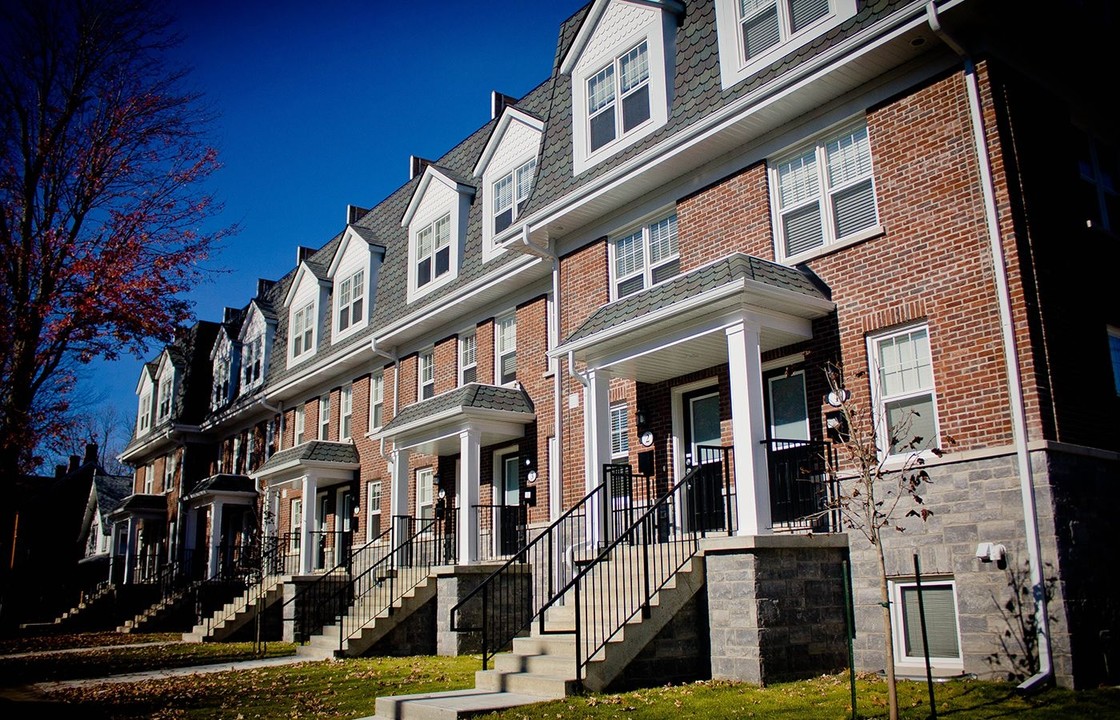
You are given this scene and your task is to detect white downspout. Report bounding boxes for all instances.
[927,2,1052,691]
[551,256,563,524]
[369,339,398,464]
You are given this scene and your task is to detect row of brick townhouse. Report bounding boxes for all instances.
[75,0,1118,696]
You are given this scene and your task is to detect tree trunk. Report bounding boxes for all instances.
[877,540,899,720]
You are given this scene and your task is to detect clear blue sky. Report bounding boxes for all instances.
[83,0,588,447]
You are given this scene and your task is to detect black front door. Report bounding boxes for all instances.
[682,387,725,532]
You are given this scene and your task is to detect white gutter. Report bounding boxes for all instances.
[926,1,1052,692]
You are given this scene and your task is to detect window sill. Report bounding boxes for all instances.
[779,224,884,265]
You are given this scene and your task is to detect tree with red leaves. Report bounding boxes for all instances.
[0,0,230,618]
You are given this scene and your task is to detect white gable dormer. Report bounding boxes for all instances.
[328,225,385,341]
[401,166,475,302]
[239,300,276,393]
[474,108,544,261]
[153,351,177,426]
[210,327,240,410]
[135,366,156,437]
[562,0,681,176]
[283,261,329,367]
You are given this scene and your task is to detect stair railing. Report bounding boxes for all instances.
[336,513,455,654]
[450,481,607,670]
[538,452,732,684]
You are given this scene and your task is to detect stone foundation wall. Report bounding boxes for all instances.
[609,590,712,691]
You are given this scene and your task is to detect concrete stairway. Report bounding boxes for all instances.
[182,575,286,643]
[364,550,705,719]
[117,587,194,633]
[302,573,438,658]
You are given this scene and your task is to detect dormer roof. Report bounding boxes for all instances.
[401,164,477,228]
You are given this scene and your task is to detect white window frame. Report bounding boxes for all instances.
[340,384,353,440]
[212,354,231,409]
[495,313,517,385]
[610,404,630,458]
[770,119,880,262]
[291,301,316,360]
[414,213,452,290]
[459,332,477,386]
[369,371,384,431]
[367,480,383,541]
[242,334,263,391]
[318,394,331,440]
[715,0,857,89]
[336,268,366,335]
[418,349,435,400]
[157,376,173,421]
[294,405,305,445]
[610,212,680,299]
[492,158,537,236]
[143,463,154,495]
[889,577,964,671]
[867,324,940,460]
[163,453,176,492]
[137,391,152,436]
[416,468,434,520]
[290,498,302,551]
[1109,326,1120,396]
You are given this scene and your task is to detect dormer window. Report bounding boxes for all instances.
[416,214,451,288]
[213,359,230,408]
[715,0,857,89]
[137,392,152,435]
[589,41,650,154]
[337,269,365,332]
[157,376,173,421]
[292,302,315,358]
[493,159,536,234]
[242,335,262,388]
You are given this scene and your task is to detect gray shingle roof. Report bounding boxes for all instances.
[381,383,534,433]
[564,253,829,345]
[254,440,360,475]
[112,494,167,515]
[187,473,256,497]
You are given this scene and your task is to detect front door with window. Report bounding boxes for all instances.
[764,368,821,526]
[682,387,724,532]
[498,453,524,556]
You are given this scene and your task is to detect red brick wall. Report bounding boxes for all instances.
[677,162,774,267]
[434,335,457,395]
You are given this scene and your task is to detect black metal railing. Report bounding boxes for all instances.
[474,504,528,560]
[450,481,607,670]
[335,514,455,653]
[538,459,725,684]
[260,532,300,578]
[688,445,737,535]
[306,530,354,571]
[129,553,162,584]
[763,438,839,532]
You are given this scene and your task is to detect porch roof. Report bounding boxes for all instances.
[107,493,166,520]
[563,254,830,346]
[376,383,535,455]
[185,473,255,499]
[253,440,360,478]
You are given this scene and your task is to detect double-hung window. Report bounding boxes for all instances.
[163,454,176,492]
[318,394,331,440]
[773,121,878,260]
[496,314,517,385]
[138,392,152,435]
[415,214,451,288]
[869,324,939,457]
[242,335,262,388]
[292,302,315,358]
[610,404,630,458]
[369,372,384,430]
[340,384,353,440]
[493,158,537,234]
[291,499,302,551]
[416,468,434,520]
[739,0,830,61]
[213,359,230,408]
[158,377,173,421]
[337,269,365,332]
[588,40,651,154]
[144,464,154,494]
[294,405,305,445]
[459,332,477,385]
[367,481,382,539]
[419,350,435,400]
[613,213,679,298]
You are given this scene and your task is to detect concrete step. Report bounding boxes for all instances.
[472,669,576,699]
[370,688,555,720]
[492,651,577,677]
[510,633,576,658]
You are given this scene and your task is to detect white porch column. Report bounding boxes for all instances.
[726,321,772,535]
[458,428,481,564]
[300,475,317,573]
[585,367,612,546]
[389,448,410,563]
[208,499,225,578]
[123,517,139,585]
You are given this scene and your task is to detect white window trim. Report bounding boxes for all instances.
[143,463,154,495]
[715,0,858,90]
[610,403,630,459]
[289,300,318,365]
[334,267,368,340]
[570,12,672,176]
[416,467,434,520]
[340,384,353,441]
[318,394,331,441]
[137,390,153,436]
[367,480,383,541]
[368,371,384,432]
[408,211,459,301]
[770,118,881,264]
[889,577,964,671]
[609,211,680,300]
[163,453,176,492]
[418,349,436,400]
[241,334,264,392]
[867,323,941,462]
[157,374,174,422]
[290,498,303,551]
[484,156,538,257]
[294,405,306,445]
[495,312,517,386]
[402,168,473,303]
[459,331,478,386]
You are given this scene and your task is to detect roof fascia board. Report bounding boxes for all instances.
[378,405,535,442]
